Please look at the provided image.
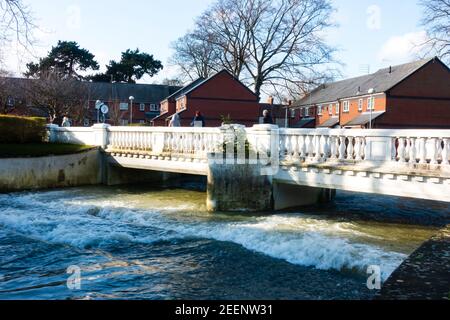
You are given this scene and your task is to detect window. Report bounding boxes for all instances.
[343,101,350,113]
[358,99,363,111]
[119,103,129,111]
[150,104,159,112]
[329,104,333,115]
[140,103,146,111]
[317,105,323,115]
[139,120,145,124]
[336,103,340,114]
[290,109,296,118]
[367,97,375,111]
[120,119,129,126]
[305,107,310,117]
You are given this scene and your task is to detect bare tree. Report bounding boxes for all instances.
[419,0,450,62]
[107,100,127,126]
[171,0,338,99]
[169,32,221,81]
[0,0,36,63]
[23,72,90,124]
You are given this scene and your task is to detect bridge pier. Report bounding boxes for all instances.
[207,162,273,212]
[206,159,335,212]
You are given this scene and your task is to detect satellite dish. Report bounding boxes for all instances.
[100,104,109,114]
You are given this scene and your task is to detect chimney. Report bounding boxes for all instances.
[288,100,293,106]
[268,96,274,105]
[389,66,392,74]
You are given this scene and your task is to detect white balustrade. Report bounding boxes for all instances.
[47,125,450,168]
[278,128,450,167]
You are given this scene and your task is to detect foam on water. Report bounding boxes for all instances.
[0,189,410,280]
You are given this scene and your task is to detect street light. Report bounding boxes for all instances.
[129,96,135,125]
[95,100,102,124]
[368,88,375,129]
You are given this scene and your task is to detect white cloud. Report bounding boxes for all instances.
[377,31,429,64]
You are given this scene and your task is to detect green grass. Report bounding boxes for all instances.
[0,143,95,158]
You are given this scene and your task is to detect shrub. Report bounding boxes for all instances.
[0,115,47,143]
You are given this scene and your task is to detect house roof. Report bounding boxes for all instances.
[163,77,206,101]
[164,69,258,101]
[292,117,315,128]
[0,77,181,103]
[317,117,340,128]
[294,57,440,107]
[87,81,181,103]
[343,111,385,126]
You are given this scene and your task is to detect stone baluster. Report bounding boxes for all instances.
[398,137,406,163]
[419,137,427,164]
[346,137,354,160]
[409,137,416,165]
[286,134,293,160]
[292,135,300,161]
[299,135,306,159]
[429,138,438,165]
[322,135,330,161]
[442,138,449,165]
[314,135,321,161]
[354,137,362,161]
[338,136,346,161]
[404,138,411,162]
[330,136,338,159]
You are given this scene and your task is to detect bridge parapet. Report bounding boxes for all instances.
[278,128,450,171]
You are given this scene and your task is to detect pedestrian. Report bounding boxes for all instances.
[262,110,273,124]
[62,116,71,127]
[191,111,206,127]
[169,113,181,127]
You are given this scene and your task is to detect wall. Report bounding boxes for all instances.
[180,71,261,127]
[379,60,450,129]
[0,149,102,192]
[339,94,386,126]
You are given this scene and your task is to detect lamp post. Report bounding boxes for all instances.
[95,100,102,124]
[368,88,374,129]
[129,96,135,125]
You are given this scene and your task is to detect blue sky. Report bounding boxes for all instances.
[5,0,429,83]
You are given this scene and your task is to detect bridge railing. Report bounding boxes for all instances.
[278,128,450,167]
[106,126,224,161]
[47,125,450,168]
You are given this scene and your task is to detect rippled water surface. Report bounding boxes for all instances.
[0,185,448,300]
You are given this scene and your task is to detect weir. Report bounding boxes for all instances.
[47,124,450,212]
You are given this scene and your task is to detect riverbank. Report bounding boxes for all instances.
[376,225,450,300]
[0,148,102,192]
[0,143,94,158]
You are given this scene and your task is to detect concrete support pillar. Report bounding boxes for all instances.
[207,161,273,212]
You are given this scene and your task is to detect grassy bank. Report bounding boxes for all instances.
[0,143,95,158]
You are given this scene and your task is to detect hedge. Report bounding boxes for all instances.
[0,115,47,143]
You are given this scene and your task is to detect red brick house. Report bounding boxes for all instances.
[152,70,262,127]
[291,57,450,129]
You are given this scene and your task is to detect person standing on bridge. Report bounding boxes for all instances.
[169,113,181,127]
[262,110,273,124]
[191,111,206,127]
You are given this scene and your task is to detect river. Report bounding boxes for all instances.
[0,184,449,300]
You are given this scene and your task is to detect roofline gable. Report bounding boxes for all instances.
[183,69,259,100]
[386,56,448,93]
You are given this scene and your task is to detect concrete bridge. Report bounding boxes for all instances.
[48,124,450,211]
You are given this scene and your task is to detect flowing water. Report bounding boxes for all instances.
[0,184,448,300]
